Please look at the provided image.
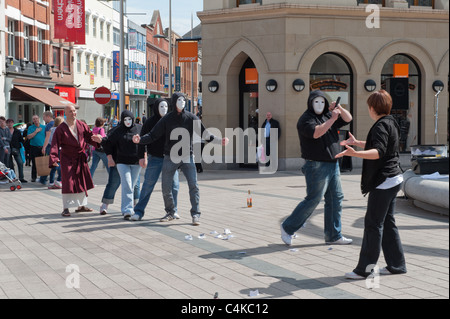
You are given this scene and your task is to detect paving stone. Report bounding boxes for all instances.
[0,166,447,300]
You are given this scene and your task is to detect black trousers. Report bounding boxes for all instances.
[30,145,43,181]
[354,183,407,277]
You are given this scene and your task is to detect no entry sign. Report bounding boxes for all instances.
[94,87,111,105]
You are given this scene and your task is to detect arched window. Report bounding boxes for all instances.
[310,53,353,131]
[381,54,421,152]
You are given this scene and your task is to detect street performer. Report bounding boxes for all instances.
[49,105,100,217]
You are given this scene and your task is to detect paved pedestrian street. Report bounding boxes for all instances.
[0,166,448,300]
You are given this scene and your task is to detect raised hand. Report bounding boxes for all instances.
[340,132,357,146]
[335,145,356,158]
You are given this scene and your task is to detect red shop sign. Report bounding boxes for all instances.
[55,86,76,104]
[54,0,86,44]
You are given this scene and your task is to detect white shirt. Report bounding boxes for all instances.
[376,174,403,190]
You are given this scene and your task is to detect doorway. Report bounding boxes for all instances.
[239,57,259,167]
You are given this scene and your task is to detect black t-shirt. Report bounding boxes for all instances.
[297,110,349,162]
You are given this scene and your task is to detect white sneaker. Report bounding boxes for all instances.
[130,213,142,221]
[192,215,200,226]
[100,203,108,215]
[379,267,392,275]
[123,212,131,220]
[326,236,353,245]
[173,212,181,219]
[280,224,292,246]
[345,272,365,280]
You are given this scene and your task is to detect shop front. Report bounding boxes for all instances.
[199,3,448,170]
[6,78,77,124]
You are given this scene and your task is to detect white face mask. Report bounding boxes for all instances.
[158,101,168,117]
[176,97,186,111]
[124,117,133,128]
[312,96,326,115]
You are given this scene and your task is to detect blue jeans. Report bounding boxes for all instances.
[134,156,180,218]
[102,166,140,206]
[48,148,61,184]
[282,160,344,242]
[162,155,199,217]
[116,164,141,216]
[90,150,109,178]
[4,168,16,180]
[49,165,61,184]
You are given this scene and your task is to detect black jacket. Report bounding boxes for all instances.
[138,98,168,159]
[10,128,24,149]
[139,93,216,156]
[261,118,281,139]
[103,110,142,165]
[361,115,401,195]
[297,90,350,162]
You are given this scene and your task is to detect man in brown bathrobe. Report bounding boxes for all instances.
[49,105,100,216]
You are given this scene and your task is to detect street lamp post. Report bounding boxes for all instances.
[119,0,125,114]
[191,12,194,113]
[168,0,172,98]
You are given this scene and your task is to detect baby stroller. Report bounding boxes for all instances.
[0,169,22,191]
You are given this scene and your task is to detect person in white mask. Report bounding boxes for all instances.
[94,110,142,220]
[131,98,180,221]
[132,93,228,226]
[281,90,353,247]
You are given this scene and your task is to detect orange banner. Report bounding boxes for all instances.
[245,68,258,84]
[178,41,198,62]
[393,64,409,78]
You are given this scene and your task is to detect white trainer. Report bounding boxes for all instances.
[345,272,365,280]
[379,267,392,275]
[326,236,353,245]
[130,214,142,221]
[280,224,292,246]
[192,215,200,226]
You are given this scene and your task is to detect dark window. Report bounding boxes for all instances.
[237,0,262,6]
[63,49,70,72]
[53,47,61,70]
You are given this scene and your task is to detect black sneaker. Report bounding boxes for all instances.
[160,213,174,222]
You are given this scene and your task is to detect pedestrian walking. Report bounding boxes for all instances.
[40,111,55,185]
[98,110,142,219]
[47,116,64,189]
[280,90,353,246]
[49,105,99,217]
[27,115,46,183]
[5,119,27,182]
[133,92,228,226]
[23,122,31,166]
[90,117,109,178]
[94,124,140,216]
[131,98,179,221]
[0,116,12,168]
[335,90,407,279]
